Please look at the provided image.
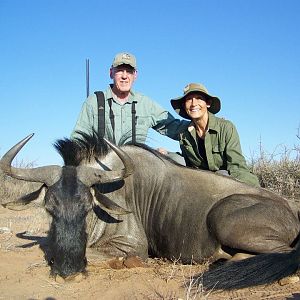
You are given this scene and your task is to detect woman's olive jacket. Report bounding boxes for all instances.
[179,112,260,187]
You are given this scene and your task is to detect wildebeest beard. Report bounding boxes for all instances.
[45,166,92,278]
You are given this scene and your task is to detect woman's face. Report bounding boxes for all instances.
[184,93,211,120]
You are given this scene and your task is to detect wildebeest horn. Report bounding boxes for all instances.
[77,138,134,186]
[0,134,62,186]
[104,138,134,177]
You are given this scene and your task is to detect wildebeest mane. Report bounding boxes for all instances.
[54,131,109,166]
[54,130,182,167]
[134,142,185,165]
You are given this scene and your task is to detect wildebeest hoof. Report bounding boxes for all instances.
[212,246,232,261]
[279,275,299,286]
[123,256,146,268]
[106,256,146,269]
[230,253,254,262]
[107,257,126,269]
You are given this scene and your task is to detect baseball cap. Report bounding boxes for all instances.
[112,52,137,69]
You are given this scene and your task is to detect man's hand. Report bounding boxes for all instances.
[156,148,169,155]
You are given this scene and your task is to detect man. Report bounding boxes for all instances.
[71,52,188,149]
[170,82,260,187]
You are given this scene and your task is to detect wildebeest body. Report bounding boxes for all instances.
[1,133,299,290]
[86,145,299,263]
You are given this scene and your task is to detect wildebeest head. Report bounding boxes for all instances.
[0,133,134,278]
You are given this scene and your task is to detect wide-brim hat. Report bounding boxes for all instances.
[170,83,221,119]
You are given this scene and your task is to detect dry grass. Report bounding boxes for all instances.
[0,160,42,205]
[148,257,210,299]
[249,144,300,198]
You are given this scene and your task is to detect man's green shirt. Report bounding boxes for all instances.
[179,112,260,187]
[71,85,189,144]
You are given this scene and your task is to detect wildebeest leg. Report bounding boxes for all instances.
[230,252,254,261]
[86,208,148,262]
[212,244,254,262]
[196,194,300,290]
[207,194,300,255]
[211,245,233,261]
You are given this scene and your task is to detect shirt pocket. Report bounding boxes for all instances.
[135,116,151,128]
[212,143,225,153]
[129,115,150,142]
[104,110,120,125]
[212,143,226,168]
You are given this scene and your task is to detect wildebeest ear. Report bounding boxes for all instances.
[91,187,131,215]
[2,185,46,211]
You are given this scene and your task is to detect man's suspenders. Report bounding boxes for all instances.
[94,91,136,144]
[94,91,106,138]
[107,98,116,144]
[131,101,137,144]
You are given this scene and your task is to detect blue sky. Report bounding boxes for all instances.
[1,0,299,166]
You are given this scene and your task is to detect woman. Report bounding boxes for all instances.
[170,83,260,187]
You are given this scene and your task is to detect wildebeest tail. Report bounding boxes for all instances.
[194,241,300,291]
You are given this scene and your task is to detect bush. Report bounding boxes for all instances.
[250,145,300,198]
[0,160,41,204]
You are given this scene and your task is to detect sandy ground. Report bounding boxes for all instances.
[1,204,300,300]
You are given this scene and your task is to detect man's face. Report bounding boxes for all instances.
[110,64,137,93]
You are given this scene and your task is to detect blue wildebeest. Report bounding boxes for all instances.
[0,132,300,290]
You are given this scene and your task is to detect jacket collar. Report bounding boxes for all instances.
[187,112,219,134]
